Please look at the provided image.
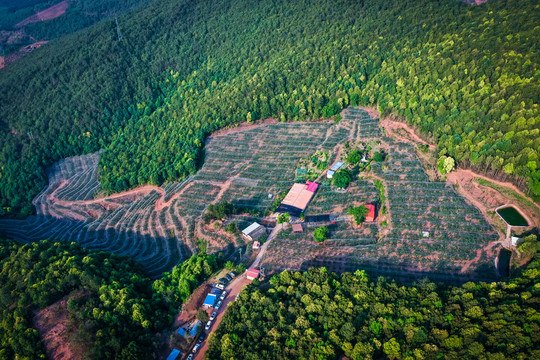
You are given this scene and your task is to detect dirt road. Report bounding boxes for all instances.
[190,224,281,359]
[193,275,251,360]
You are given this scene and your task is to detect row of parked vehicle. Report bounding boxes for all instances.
[205,290,227,330]
[187,272,236,359]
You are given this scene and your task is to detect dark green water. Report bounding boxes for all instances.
[496,206,528,226]
[497,249,511,277]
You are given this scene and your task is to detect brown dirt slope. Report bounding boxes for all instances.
[15,1,70,28]
[33,292,84,360]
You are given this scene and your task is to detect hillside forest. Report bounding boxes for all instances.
[0,0,538,217]
[207,257,540,360]
[0,0,152,54]
[0,239,220,360]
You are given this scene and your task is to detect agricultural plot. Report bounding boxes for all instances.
[0,119,352,276]
[0,109,500,282]
[261,109,500,284]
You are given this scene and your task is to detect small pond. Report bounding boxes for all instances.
[496,206,529,226]
[497,248,512,277]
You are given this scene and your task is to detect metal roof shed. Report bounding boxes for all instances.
[242,222,267,241]
[166,349,181,360]
[203,293,217,308]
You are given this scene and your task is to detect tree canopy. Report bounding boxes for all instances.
[208,254,540,359]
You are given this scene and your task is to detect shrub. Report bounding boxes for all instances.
[225,222,237,234]
[348,205,369,225]
[313,226,329,243]
[277,213,291,224]
[334,169,353,188]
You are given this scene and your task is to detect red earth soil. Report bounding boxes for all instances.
[33,292,85,360]
[15,1,70,28]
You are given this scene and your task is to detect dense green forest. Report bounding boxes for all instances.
[207,255,540,359]
[0,0,539,216]
[0,239,219,359]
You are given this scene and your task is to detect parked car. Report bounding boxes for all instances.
[192,344,201,353]
[228,272,236,278]
[187,355,193,360]
[199,333,205,342]
[220,291,227,301]
[210,312,217,321]
[225,274,232,281]
[219,277,228,284]
[216,283,224,290]
[215,300,222,310]
[205,320,212,330]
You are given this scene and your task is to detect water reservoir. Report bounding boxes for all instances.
[496,206,528,226]
[497,248,512,277]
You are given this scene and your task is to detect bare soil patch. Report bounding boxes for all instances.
[15,1,70,28]
[33,291,85,360]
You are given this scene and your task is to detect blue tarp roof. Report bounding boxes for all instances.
[189,321,202,336]
[204,293,217,306]
[330,162,344,171]
[176,327,186,336]
[166,349,181,360]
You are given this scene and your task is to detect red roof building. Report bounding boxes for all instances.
[306,181,319,193]
[246,268,260,280]
[365,204,376,222]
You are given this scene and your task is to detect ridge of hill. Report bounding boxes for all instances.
[0,0,539,217]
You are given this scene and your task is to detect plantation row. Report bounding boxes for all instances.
[0,119,357,276]
[262,109,500,283]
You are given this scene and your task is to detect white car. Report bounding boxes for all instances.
[205,320,212,330]
[215,300,222,310]
[220,291,227,301]
[192,344,201,353]
[229,272,236,278]
[210,311,217,321]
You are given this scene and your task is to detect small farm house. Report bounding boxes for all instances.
[242,222,267,241]
[292,223,303,233]
[327,170,335,179]
[247,268,260,280]
[252,241,261,249]
[365,204,376,222]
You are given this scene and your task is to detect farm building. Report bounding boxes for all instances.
[277,181,319,217]
[166,349,181,360]
[365,204,376,222]
[189,321,202,336]
[252,241,261,249]
[327,170,335,179]
[247,268,260,280]
[292,223,303,233]
[242,222,267,241]
[330,161,345,171]
[203,293,218,308]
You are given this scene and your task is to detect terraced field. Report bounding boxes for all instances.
[261,108,501,284]
[0,119,352,276]
[0,108,501,281]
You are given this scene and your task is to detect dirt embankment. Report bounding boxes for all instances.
[447,170,539,229]
[15,1,70,28]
